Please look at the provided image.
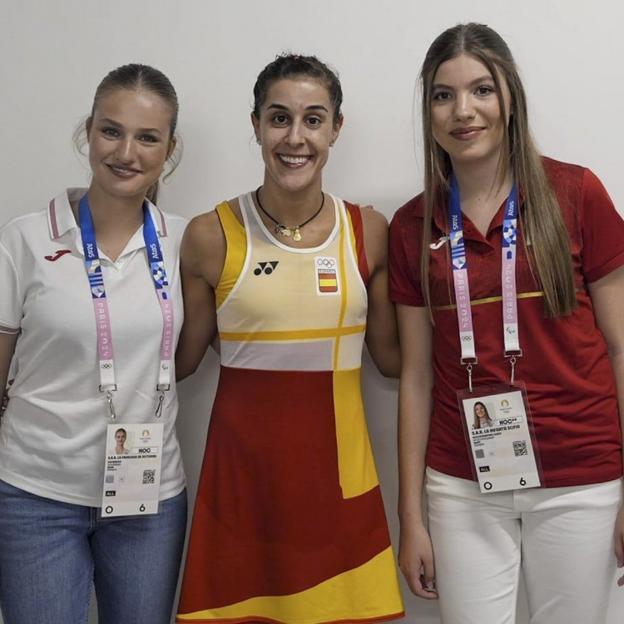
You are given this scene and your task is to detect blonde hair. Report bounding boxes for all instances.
[73,63,182,204]
[420,23,576,318]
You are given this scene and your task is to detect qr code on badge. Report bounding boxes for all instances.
[142,469,156,485]
[475,449,485,459]
[513,441,528,457]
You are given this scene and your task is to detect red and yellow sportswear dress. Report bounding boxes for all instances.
[177,192,404,624]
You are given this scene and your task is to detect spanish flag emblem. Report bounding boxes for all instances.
[315,256,340,295]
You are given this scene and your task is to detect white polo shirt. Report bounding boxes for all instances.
[0,188,187,506]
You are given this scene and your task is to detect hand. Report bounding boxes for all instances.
[615,503,624,587]
[398,522,438,599]
[1,379,12,418]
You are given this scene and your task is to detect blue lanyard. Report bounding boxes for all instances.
[78,194,174,418]
[448,175,521,388]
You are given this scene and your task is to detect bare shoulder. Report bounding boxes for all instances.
[182,210,226,286]
[358,205,389,270]
[226,196,244,224]
[360,205,389,233]
[183,211,224,255]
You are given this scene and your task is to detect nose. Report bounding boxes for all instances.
[453,92,476,121]
[115,136,137,163]
[285,120,305,146]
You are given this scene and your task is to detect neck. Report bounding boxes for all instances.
[259,176,323,226]
[84,184,145,237]
[451,152,512,204]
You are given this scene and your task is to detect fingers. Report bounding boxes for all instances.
[615,531,624,587]
[614,511,624,587]
[400,557,438,600]
[421,551,438,598]
[615,532,624,568]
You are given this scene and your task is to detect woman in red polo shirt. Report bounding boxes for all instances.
[390,23,624,623]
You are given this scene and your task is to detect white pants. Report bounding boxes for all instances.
[426,468,622,624]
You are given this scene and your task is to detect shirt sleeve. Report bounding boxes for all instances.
[388,208,425,306]
[0,240,22,331]
[580,169,624,283]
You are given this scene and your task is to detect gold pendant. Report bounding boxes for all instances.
[293,228,302,242]
[276,225,292,237]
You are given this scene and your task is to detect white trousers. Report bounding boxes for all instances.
[426,468,622,624]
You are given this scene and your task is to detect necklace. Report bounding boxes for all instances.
[255,187,325,242]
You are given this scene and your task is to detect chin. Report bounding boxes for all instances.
[97,179,149,200]
[272,171,322,194]
[451,147,498,166]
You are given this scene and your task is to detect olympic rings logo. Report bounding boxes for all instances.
[316,257,336,268]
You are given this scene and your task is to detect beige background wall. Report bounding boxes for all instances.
[1,1,623,622]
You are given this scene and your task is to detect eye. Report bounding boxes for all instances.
[306,115,323,128]
[432,90,452,101]
[101,126,120,138]
[138,133,159,144]
[271,113,289,126]
[475,84,495,96]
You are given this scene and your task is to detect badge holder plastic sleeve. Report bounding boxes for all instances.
[457,381,544,491]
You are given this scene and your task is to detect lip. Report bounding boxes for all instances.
[106,163,142,177]
[450,126,485,140]
[277,154,312,168]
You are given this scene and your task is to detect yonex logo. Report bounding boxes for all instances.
[254,261,279,276]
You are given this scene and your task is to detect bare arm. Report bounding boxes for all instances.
[588,264,624,586]
[362,208,400,378]
[396,303,437,599]
[175,211,225,381]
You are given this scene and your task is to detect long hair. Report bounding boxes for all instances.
[420,23,576,318]
[472,401,493,429]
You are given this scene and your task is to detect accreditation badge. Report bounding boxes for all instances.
[100,423,163,517]
[457,384,541,494]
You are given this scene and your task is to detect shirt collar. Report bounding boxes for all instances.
[47,188,168,241]
[431,193,515,243]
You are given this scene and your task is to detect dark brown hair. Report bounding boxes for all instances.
[252,54,343,125]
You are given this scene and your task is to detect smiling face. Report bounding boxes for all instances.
[430,53,511,170]
[474,403,487,419]
[87,88,175,202]
[251,78,342,195]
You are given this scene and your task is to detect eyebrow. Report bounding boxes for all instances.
[433,75,495,90]
[267,103,329,113]
[98,118,162,133]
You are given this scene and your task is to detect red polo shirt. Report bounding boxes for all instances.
[389,157,624,487]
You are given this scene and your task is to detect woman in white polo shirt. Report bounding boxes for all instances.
[0,64,187,624]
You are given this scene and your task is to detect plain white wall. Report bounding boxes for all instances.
[1,1,623,623]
